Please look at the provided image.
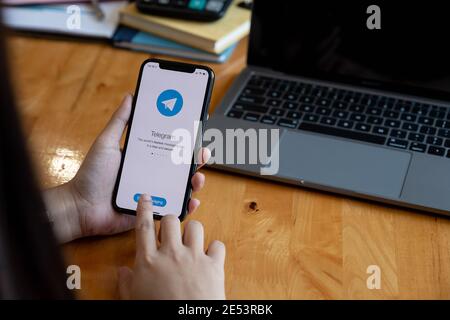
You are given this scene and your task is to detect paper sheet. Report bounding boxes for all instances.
[2,1,128,38]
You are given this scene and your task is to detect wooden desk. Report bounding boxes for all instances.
[7,34,450,299]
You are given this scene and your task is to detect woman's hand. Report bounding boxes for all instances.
[118,194,226,300]
[44,94,210,243]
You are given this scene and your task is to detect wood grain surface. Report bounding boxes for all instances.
[6,34,450,299]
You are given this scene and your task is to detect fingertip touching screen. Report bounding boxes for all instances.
[116,61,209,216]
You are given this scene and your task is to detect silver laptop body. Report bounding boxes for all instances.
[206,1,450,216]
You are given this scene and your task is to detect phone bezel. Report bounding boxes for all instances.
[112,58,214,221]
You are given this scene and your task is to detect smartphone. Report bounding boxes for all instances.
[113,59,214,220]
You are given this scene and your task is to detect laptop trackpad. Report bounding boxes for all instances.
[278,131,411,198]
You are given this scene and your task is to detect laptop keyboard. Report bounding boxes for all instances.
[226,74,450,158]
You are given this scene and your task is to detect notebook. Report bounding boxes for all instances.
[2,1,127,39]
[113,26,237,63]
[119,0,250,54]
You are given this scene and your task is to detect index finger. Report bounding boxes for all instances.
[135,194,158,260]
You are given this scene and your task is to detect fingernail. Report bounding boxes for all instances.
[123,93,131,102]
[141,194,151,201]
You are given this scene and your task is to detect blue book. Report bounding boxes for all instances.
[113,26,236,64]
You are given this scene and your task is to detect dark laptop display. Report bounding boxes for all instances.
[207,0,450,216]
[248,1,450,100]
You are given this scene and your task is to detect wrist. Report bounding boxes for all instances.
[43,182,83,243]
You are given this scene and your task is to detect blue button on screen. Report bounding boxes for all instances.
[133,193,167,207]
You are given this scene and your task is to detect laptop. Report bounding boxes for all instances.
[205,1,450,216]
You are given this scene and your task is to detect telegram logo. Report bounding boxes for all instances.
[156,89,183,117]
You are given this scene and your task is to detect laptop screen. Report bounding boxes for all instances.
[248,1,450,101]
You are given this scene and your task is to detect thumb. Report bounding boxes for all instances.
[118,266,133,300]
[97,94,133,148]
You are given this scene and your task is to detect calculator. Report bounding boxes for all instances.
[136,0,234,22]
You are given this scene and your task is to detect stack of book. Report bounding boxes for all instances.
[114,0,251,63]
[2,0,251,63]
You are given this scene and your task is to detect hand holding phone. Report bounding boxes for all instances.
[113,59,214,220]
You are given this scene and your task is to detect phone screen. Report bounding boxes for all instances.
[115,61,211,217]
